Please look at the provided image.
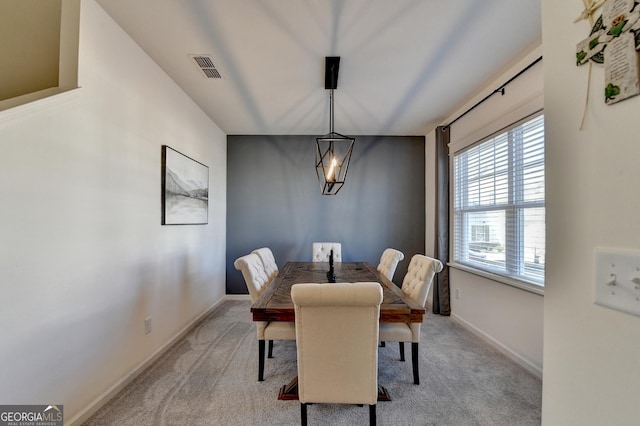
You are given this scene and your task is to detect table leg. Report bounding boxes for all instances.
[278,376,299,400]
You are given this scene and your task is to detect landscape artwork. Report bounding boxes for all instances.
[162,146,209,225]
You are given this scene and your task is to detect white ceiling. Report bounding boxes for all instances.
[95,0,541,136]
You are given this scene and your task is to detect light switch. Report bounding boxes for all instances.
[594,247,640,317]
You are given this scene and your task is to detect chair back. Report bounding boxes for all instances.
[251,247,279,283]
[401,254,444,306]
[233,253,270,303]
[377,248,405,281]
[312,242,342,262]
[292,282,382,405]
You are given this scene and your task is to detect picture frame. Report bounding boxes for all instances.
[161,145,209,225]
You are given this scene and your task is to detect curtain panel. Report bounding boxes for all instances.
[433,126,451,315]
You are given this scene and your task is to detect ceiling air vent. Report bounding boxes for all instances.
[189,54,222,79]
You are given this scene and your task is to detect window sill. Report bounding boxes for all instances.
[448,262,544,296]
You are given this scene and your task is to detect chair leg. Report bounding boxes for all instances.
[369,404,376,426]
[268,340,274,358]
[399,342,405,361]
[258,340,265,381]
[412,342,419,385]
[301,403,307,426]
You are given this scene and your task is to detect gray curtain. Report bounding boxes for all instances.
[432,126,450,315]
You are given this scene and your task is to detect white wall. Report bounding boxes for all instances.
[426,45,544,377]
[0,0,226,422]
[542,2,640,424]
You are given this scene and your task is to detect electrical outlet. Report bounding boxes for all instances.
[594,247,640,317]
[455,288,460,300]
[144,317,152,334]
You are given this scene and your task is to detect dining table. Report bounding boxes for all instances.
[250,261,426,401]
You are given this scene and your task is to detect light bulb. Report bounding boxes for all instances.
[326,157,338,182]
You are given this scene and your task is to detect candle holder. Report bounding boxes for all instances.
[326,249,336,283]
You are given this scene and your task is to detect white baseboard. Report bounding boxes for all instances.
[67,295,234,425]
[449,313,543,379]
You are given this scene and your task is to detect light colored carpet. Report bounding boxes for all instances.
[84,300,541,425]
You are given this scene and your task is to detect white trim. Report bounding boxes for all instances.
[450,312,543,379]
[449,262,544,296]
[67,295,232,426]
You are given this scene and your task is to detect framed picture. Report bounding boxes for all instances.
[161,145,209,225]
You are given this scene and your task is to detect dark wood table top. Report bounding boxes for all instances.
[251,261,425,323]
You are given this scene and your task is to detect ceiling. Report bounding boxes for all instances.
[95,0,541,136]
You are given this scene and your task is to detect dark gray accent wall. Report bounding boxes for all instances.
[226,135,425,294]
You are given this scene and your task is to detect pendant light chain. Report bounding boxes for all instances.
[329,89,334,134]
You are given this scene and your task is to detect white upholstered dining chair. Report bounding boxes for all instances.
[376,248,405,281]
[312,242,342,262]
[378,254,443,385]
[251,247,279,284]
[292,282,383,426]
[233,253,295,381]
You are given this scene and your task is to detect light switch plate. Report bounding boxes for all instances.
[594,247,640,317]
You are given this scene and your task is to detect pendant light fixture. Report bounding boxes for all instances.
[315,57,355,195]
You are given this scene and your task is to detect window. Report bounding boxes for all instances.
[471,224,490,242]
[453,113,545,286]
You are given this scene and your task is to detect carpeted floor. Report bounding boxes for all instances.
[84,300,541,425]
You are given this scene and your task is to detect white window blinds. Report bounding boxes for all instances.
[453,113,545,285]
